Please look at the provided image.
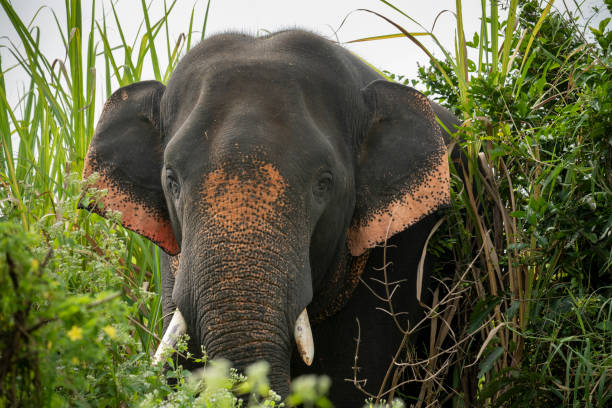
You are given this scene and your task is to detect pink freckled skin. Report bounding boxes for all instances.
[347,154,450,256]
[83,162,179,254]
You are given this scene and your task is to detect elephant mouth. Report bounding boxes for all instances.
[153,307,314,366]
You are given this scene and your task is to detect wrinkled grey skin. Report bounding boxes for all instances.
[82,29,461,404]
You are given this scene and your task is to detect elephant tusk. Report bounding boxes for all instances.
[153,308,187,364]
[294,308,314,366]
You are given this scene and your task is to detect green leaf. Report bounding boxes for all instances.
[596,319,611,333]
[478,346,504,378]
[505,300,521,320]
[598,17,610,33]
[469,296,502,333]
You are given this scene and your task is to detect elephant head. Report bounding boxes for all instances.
[81,30,449,396]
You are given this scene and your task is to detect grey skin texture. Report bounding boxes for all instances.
[81,29,461,404]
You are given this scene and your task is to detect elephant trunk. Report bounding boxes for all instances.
[182,234,306,397]
[173,159,313,397]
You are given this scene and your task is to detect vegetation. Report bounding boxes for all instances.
[0,0,610,406]
[380,0,611,405]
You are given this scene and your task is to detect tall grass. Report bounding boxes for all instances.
[0,1,212,401]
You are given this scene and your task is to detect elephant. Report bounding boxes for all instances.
[81,29,461,405]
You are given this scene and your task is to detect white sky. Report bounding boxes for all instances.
[0,1,608,110]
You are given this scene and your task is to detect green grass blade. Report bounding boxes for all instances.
[186,6,196,51]
[358,9,458,97]
[0,83,28,228]
[0,56,12,177]
[377,0,455,64]
[84,0,96,151]
[109,0,135,83]
[455,0,469,85]
[500,0,519,80]
[346,32,429,43]
[95,21,124,86]
[201,0,211,41]
[478,0,488,75]
[140,0,161,81]
[101,10,112,97]
[491,0,499,74]
[164,0,171,69]
[513,0,555,96]
[66,0,85,162]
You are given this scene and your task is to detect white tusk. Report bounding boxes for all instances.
[153,308,187,364]
[294,308,314,366]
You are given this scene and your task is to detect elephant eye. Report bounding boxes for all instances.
[166,169,180,199]
[313,171,333,198]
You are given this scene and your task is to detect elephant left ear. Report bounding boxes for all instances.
[347,80,450,256]
[80,81,180,255]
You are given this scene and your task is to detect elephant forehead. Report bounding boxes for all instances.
[199,160,292,228]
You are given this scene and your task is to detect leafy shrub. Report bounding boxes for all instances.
[412,1,612,406]
[1,175,167,406]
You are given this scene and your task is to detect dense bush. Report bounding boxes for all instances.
[1,179,159,405]
[412,1,612,405]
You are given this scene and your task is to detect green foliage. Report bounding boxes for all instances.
[0,178,169,406]
[140,359,286,407]
[412,0,612,405]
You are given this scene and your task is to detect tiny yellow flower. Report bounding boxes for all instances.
[71,357,79,365]
[31,259,39,270]
[67,325,83,341]
[103,325,116,339]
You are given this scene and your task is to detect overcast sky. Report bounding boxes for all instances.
[0,1,608,109]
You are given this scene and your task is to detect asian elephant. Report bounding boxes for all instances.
[81,30,461,405]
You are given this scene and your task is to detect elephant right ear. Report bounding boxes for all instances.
[347,80,450,256]
[81,81,179,255]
